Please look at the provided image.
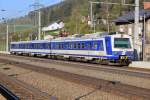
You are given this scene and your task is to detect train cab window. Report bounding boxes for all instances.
[114,38,131,48]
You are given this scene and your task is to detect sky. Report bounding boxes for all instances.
[0,0,62,19]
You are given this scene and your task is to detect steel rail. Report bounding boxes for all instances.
[0,84,19,100]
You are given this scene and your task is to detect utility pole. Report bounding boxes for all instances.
[6,24,8,52]
[106,0,110,33]
[134,0,140,60]
[143,13,146,61]
[90,1,93,27]
[32,0,42,40]
[38,10,41,40]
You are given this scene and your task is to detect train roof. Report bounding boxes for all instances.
[11,40,50,44]
[11,32,132,44]
[51,32,131,42]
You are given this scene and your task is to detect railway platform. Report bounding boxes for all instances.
[0,51,10,54]
[129,61,150,69]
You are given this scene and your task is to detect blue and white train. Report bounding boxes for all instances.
[10,33,134,66]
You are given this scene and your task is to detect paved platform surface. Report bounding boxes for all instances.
[129,61,150,69]
[0,51,10,54]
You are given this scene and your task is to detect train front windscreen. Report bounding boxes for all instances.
[114,38,131,49]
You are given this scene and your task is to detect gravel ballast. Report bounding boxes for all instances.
[0,64,129,100]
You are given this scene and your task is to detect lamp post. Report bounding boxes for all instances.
[142,13,146,61]
[6,24,8,52]
[2,17,9,52]
[1,10,9,52]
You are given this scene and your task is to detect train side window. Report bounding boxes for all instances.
[58,43,61,49]
[88,42,92,50]
[40,43,42,49]
[49,43,51,49]
[17,44,18,49]
[100,41,104,50]
[82,43,85,49]
[61,43,64,49]
[94,42,98,49]
[30,44,32,49]
[24,44,26,49]
[56,43,59,49]
[37,44,39,49]
[28,44,30,49]
[34,44,36,49]
[74,43,77,49]
[51,43,53,49]
[21,44,22,49]
[66,43,69,49]
[53,43,56,49]
[26,44,28,49]
[46,43,50,49]
[78,43,81,49]
[70,43,72,49]
[53,43,55,49]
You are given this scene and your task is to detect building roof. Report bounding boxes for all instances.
[42,21,64,32]
[114,9,150,25]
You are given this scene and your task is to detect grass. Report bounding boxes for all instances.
[0,41,6,51]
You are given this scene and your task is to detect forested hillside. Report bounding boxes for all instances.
[29,0,146,34]
[1,0,148,35]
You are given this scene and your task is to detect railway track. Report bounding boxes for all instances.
[0,54,150,99]
[1,54,150,79]
[0,84,19,100]
[0,72,57,100]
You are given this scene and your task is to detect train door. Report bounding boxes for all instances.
[105,37,112,55]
